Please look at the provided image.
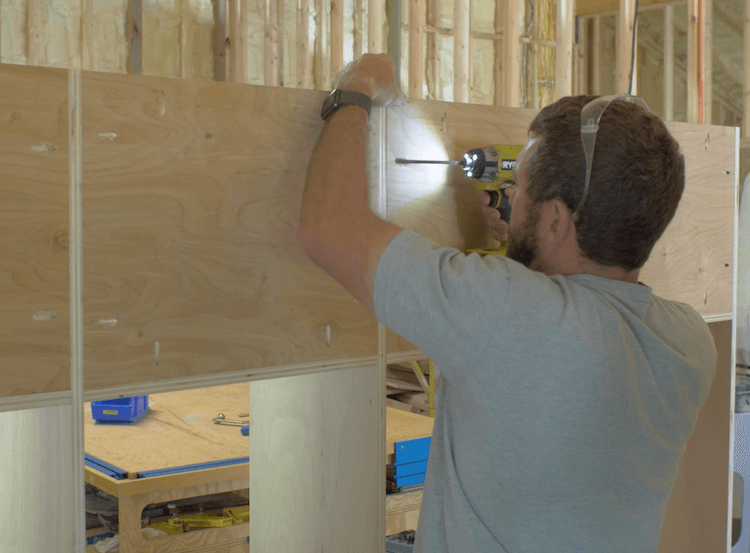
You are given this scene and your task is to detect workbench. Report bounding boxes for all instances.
[385,407,434,535]
[83,384,250,553]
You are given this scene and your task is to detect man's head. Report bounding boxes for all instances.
[516,95,685,271]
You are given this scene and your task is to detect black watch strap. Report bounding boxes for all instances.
[321,89,372,120]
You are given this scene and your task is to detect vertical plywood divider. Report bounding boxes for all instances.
[248,368,382,552]
[68,67,86,552]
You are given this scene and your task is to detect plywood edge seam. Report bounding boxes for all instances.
[83,355,387,402]
[725,126,741,547]
[0,391,72,413]
[703,313,733,324]
[69,67,87,553]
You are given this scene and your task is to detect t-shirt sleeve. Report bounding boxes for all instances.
[373,229,510,382]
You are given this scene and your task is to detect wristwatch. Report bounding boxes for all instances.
[320,89,372,120]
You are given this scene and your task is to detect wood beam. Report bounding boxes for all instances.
[226,0,248,84]
[664,5,674,120]
[592,15,603,94]
[704,0,712,124]
[369,0,386,53]
[126,0,143,75]
[576,16,588,94]
[181,0,192,79]
[331,0,344,77]
[353,0,365,59]
[494,0,503,105]
[27,0,47,67]
[314,0,330,88]
[617,0,636,93]
[214,0,226,81]
[576,0,682,17]
[426,0,439,99]
[555,0,574,100]
[265,0,283,86]
[297,0,311,88]
[687,0,699,122]
[386,0,402,89]
[453,0,469,102]
[504,0,521,106]
[409,0,425,99]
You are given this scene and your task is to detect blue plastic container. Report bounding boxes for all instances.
[92,395,149,424]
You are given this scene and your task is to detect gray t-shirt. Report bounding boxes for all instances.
[373,230,717,553]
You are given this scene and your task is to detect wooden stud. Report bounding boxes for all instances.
[687,0,699,122]
[409,0,425,99]
[576,17,588,94]
[386,0,402,89]
[453,0,469,103]
[314,0,330,89]
[617,0,636,93]
[426,0,439,99]
[664,5,674,120]
[226,0,247,83]
[181,0,192,79]
[494,0,503,105]
[592,15,602,95]
[126,0,143,75]
[503,0,520,106]
[555,0,574,100]
[368,0,386,53]
[27,0,46,67]
[297,0,311,88]
[215,0,227,81]
[531,1,540,108]
[745,0,750,140]
[265,0,281,86]
[353,0,365,59]
[704,0,712,124]
[331,0,344,77]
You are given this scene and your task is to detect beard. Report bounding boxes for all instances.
[505,205,540,269]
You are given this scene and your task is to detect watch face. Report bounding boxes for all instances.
[321,90,340,120]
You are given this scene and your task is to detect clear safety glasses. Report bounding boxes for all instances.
[574,93,651,221]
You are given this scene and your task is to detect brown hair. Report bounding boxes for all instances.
[526,95,685,270]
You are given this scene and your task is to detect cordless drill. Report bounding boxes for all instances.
[395,144,523,223]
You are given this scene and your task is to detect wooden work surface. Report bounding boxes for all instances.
[386,407,434,457]
[84,383,249,483]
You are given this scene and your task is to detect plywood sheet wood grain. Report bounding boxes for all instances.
[0,64,70,397]
[386,406,434,456]
[84,383,249,474]
[80,72,378,391]
[640,123,736,317]
[248,367,382,553]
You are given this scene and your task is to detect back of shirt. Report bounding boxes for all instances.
[374,231,717,553]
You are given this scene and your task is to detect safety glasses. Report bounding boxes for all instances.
[574,93,651,221]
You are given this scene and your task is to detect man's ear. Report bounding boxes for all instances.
[538,198,574,244]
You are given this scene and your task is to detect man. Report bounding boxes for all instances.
[297,54,717,553]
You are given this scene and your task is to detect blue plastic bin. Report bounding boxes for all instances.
[92,396,149,423]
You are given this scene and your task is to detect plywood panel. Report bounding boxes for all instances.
[81,72,378,392]
[0,406,75,552]
[384,100,736,353]
[0,64,70,397]
[248,367,382,553]
[641,123,735,317]
[658,319,732,551]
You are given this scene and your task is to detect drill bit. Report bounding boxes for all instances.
[395,158,461,165]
